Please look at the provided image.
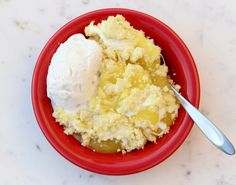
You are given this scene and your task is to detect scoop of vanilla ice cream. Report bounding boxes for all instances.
[47,34,102,112]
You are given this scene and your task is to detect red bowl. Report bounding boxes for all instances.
[32,8,200,175]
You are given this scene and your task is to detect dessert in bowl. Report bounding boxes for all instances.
[32,8,200,175]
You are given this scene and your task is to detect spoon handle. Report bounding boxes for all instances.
[170,85,235,155]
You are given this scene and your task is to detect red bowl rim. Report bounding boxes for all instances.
[31,8,200,175]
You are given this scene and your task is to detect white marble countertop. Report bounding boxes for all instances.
[0,0,236,184]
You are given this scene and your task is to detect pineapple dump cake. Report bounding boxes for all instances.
[47,15,180,153]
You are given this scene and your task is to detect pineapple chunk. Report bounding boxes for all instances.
[161,112,174,126]
[153,76,170,88]
[135,107,159,125]
[88,139,122,153]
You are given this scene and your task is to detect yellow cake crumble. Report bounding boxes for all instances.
[52,15,180,153]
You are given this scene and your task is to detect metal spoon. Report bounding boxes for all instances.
[160,54,235,155]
